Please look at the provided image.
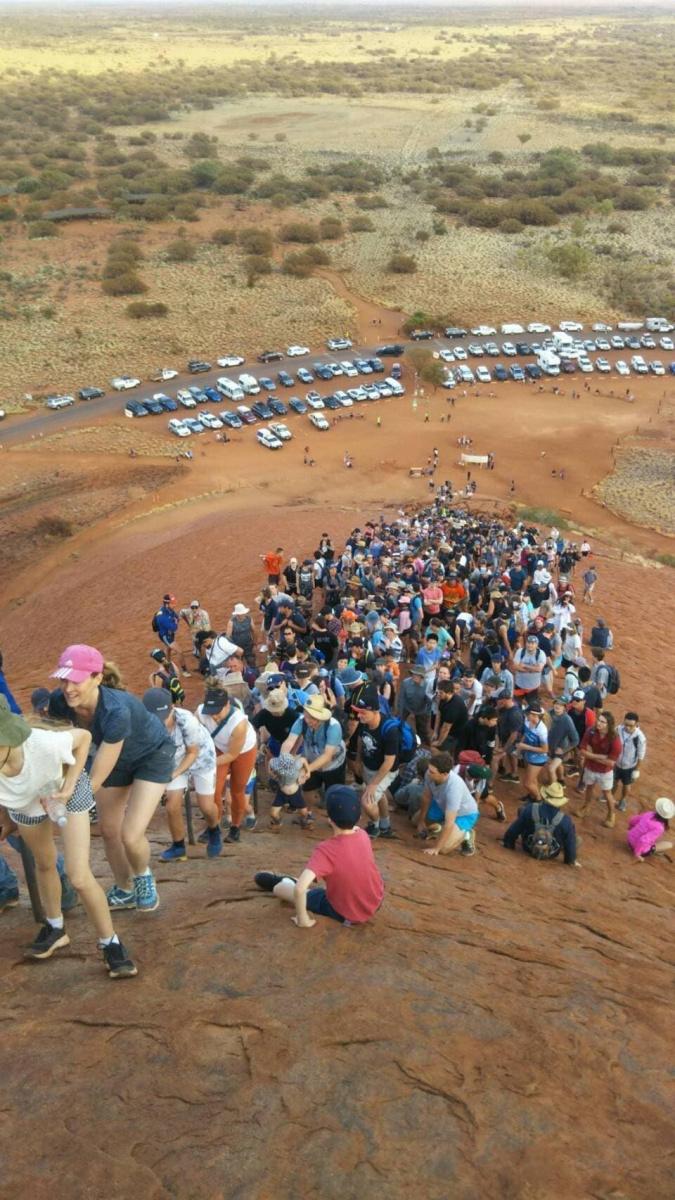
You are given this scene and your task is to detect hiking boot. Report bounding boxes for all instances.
[254,871,285,892]
[24,923,70,960]
[107,884,136,911]
[102,940,138,979]
[378,826,397,839]
[0,887,19,914]
[160,842,187,862]
[501,773,519,784]
[365,822,380,839]
[225,826,240,844]
[495,801,507,823]
[461,830,477,856]
[244,814,257,830]
[206,827,223,858]
[133,872,160,912]
[60,874,79,912]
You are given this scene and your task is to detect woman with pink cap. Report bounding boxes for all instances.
[49,644,174,912]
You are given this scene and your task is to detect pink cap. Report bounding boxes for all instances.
[51,644,104,683]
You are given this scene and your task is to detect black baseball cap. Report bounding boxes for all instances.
[326,785,362,830]
[202,689,229,715]
[142,687,172,720]
[353,684,380,712]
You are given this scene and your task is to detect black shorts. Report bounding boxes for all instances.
[303,761,346,794]
[614,766,635,785]
[104,741,175,789]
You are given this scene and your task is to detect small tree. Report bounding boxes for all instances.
[517,133,532,145]
[349,215,374,232]
[243,255,272,286]
[408,347,445,388]
[238,227,273,256]
[166,238,196,262]
[319,216,343,240]
[212,228,236,245]
[280,221,319,244]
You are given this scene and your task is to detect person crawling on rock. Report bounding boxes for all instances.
[254,785,384,928]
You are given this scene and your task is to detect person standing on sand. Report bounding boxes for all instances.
[577,710,622,828]
[179,600,211,667]
[582,564,598,604]
[613,711,647,813]
[261,547,284,585]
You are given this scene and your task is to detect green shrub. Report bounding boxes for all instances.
[319,216,343,240]
[126,300,169,318]
[280,221,319,244]
[0,205,17,222]
[101,272,147,296]
[27,220,58,238]
[165,238,196,262]
[243,254,272,286]
[212,227,236,245]
[548,241,591,280]
[238,227,273,256]
[349,215,374,232]
[387,253,417,274]
[499,218,524,234]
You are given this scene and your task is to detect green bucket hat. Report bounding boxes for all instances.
[0,695,32,748]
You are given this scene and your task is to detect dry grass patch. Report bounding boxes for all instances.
[594,446,675,536]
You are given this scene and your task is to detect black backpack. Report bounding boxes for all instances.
[605,663,620,695]
[299,567,314,598]
[526,803,564,860]
[151,612,160,633]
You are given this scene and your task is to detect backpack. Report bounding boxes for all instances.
[151,612,160,633]
[380,716,416,764]
[590,626,609,649]
[299,567,314,598]
[605,663,620,695]
[526,802,564,860]
[166,674,185,706]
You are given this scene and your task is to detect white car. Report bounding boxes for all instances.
[45,394,75,409]
[500,323,524,334]
[442,373,456,389]
[334,391,353,407]
[269,422,292,441]
[111,376,140,391]
[650,360,666,376]
[152,367,178,382]
[527,322,551,334]
[591,322,613,332]
[630,356,648,374]
[475,366,491,383]
[376,383,393,398]
[199,412,223,429]
[309,413,330,430]
[595,358,611,373]
[168,418,191,438]
[326,337,352,351]
[306,393,325,410]
[339,361,358,377]
[217,354,245,368]
[286,345,310,357]
[177,390,197,409]
[578,358,594,372]
[470,325,496,336]
[559,321,584,333]
[659,336,674,351]
[501,342,517,356]
[453,346,468,360]
[439,349,455,363]
[257,428,283,450]
[615,360,630,376]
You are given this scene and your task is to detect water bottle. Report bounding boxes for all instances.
[40,780,68,826]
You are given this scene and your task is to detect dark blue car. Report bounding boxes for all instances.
[493,363,508,381]
[268,397,288,416]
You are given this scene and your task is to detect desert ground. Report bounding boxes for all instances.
[1,7,674,1200]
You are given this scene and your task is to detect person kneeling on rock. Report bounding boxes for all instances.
[501,782,580,867]
[254,785,384,928]
[415,751,479,858]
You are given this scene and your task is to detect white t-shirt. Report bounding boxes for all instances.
[428,769,478,818]
[197,705,256,755]
[0,728,75,818]
[171,709,216,774]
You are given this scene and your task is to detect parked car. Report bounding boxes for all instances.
[187,361,211,374]
[238,375,260,396]
[326,337,352,351]
[452,346,468,361]
[583,340,597,353]
[558,321,583,333]
[615,360,630,376]
[199,412,223,429]
[560,360,577,374]
[348,387,367,402]
[151,367,178,382]
[236,405,257,424]
[493,363,508,381]
[578,358,594,373]
[659,336,674,352]
[640,334,656,349]
[220,411,243,429]
[177,390,197,408]
[375,382,393,398]
[46,394,75,409]
[354,359,373,374]
[514,342,532,356]
[277,370,294,387]
[385,378,404,396]
[152,393,177,412]
[297,367,314,384]
[323,394,340,410]
[327,362,343,377]
[202,386,221,404]
[258,376,275,391]
[309,412,330,430]
[475,365,491,383]
[595,358,611,373]
[289,396,308,414]
[527,322,551,334]
[185,417,206,434]
[439,349,455,364]
[339,361,359,377]
[111,376,140,391]
[258,350,283,363]
[268,397,288,416]
[483,342,500,356]
[610,336,625,349]
[457,366,475,384]
[314,364,334,381]
[470,325,496,336]
[467,343,485,357]
[251,400,273,420]
[306,392,325,410]
[333,390,352,407]
[526,364,543,379]
[649,360,666,376]
[256,428,283,450]
[188,386,208,403]
[168,418,191,438]
[625,336,641,350]
[410,330,433,341]
[501,342,517,356]
[124,400,147,418]
[375,344,404,356]
[591,322,612,332]
[595,338,611,351]
[509,364,526,381]
[363,384,380,400]
[442,373,456,389]
[217,354,245,368]
[630,355,648,374]
[368,357,385,372]
[286,345,310,357]
[79,386,105,400]
[270,422,292,441]
[444,327,467,338]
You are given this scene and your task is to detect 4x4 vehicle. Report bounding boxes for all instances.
[376,344,404,356]
[257,350,283,363]
[444,327,467,338]
[79,386,105,400]
[46,395,75,409]
[187,360,211,374]
[410,330,433,341]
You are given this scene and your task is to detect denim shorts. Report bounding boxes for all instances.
[306,887,347,924]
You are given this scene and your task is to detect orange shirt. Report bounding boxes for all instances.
[442,581,466,607]
[264,552,283,576]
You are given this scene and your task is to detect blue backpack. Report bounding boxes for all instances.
[380,716,416,764]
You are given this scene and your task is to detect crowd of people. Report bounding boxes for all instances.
[1,494,672,978]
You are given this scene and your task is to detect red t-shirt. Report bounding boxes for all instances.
[581,729,621,773]
[422,583,443,614]
[264,552,283,576]
[306,828,384,924]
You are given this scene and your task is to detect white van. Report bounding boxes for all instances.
[500,323,524,335]
[645,316,672,332]
[217,376,245,403]
[617,320,644,331]
[537,350,560,376]
[552,331,575,353]
[238,373,260,396]
[385,377,405,396]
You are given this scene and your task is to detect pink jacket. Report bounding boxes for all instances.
[627,812,664,858]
